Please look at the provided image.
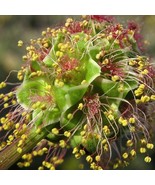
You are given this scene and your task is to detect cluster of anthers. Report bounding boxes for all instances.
[0,15,155,170]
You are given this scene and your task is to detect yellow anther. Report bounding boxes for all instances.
[140,147,146,153]
[86,155,93,163]
[0,117,6,124]
[58,81,64,87]
[144,156,151,163]
[7,92,13,97]
[24,162,30,167]
[18,140,23,147]
[42,31,46,36]
[129,60,137,66]
[141,95,150,103]
[40,104,46,110]
[38,166,44,170]
[59,140,66,148]
[56,51,63,58]
[129,117,136,124]
[122,152,128,159]
[51,128,59,135]
[151,95,155,100]
[62,28,67,33]
[102,139,107,145]
[146,143,154,149]
[22,55,28,61]
[46,162,52,169]
[90,162,97,170]
[65,23,70,28]
[74,35,80,41]
[4,103,9,108]
[78,103,84,110]
[22,124,27,129]
[118,84,124,92]
[18,40,23,47]
[45,85,52,91]
[64,131,71,137]
[134,89,143,96]
[102,58,109,65]
[17,147,23,154]
[12,100,17,105]
[72,147,79,154]
[15,123,20,129]
[35,128,41,134]
[21,112,27,117]
[81,80,87,85]
[139,84,145,89]
[130,149,136,156]
[66,18,73,23]
[3,124,9,130]
[141,138,147,145]
[21,134,27,140]
[3,96,9,102]
[26,114,30,120]
[43,43,49,48]
[80,131,86,136]
[22,154,27,160]
[50,166,55,170]
[67,113,73,120]
[141,69,148,75]
[17,162,24,168]
[79,149,86,156]
[103,144,109,152]
[121,119,128,127]
[95,155,101,162]
[36,71,43,76]
[32,151,38,156]
[58,43,63,49]
[103,125,110,135]
[38,150,44,156]
[107,114,114,120]
[96,53,101,59]
[113,163,119,169]
[111,75,120,82]
[126,140,133,147]
[130,126,135,132]
[75,153,81,159]
[0,82,6,89]
[8,135,14,141]
[42,147,48,152]
[0,94,4,98]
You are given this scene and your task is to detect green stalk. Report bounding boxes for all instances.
[0,126,47,170]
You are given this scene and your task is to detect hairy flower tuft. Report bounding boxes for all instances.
[0,15,155,170]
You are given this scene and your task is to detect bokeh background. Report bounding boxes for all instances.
[0,15,155,170]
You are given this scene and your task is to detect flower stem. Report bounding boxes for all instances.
[0,126,47,170]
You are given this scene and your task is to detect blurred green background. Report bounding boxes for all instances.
[0,15,155,170]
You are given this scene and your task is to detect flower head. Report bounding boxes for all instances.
[0,15,155,170]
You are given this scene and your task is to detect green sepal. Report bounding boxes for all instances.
[60,103,84,130]
[54,55,101,112]
[70,135,82,148]
[31,61,41,71]
[82,135,98,153]
[33,107,61,128]
[16,78,47,108]
[94,77,138,106]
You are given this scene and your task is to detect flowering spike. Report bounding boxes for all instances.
[0,16,155,170]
